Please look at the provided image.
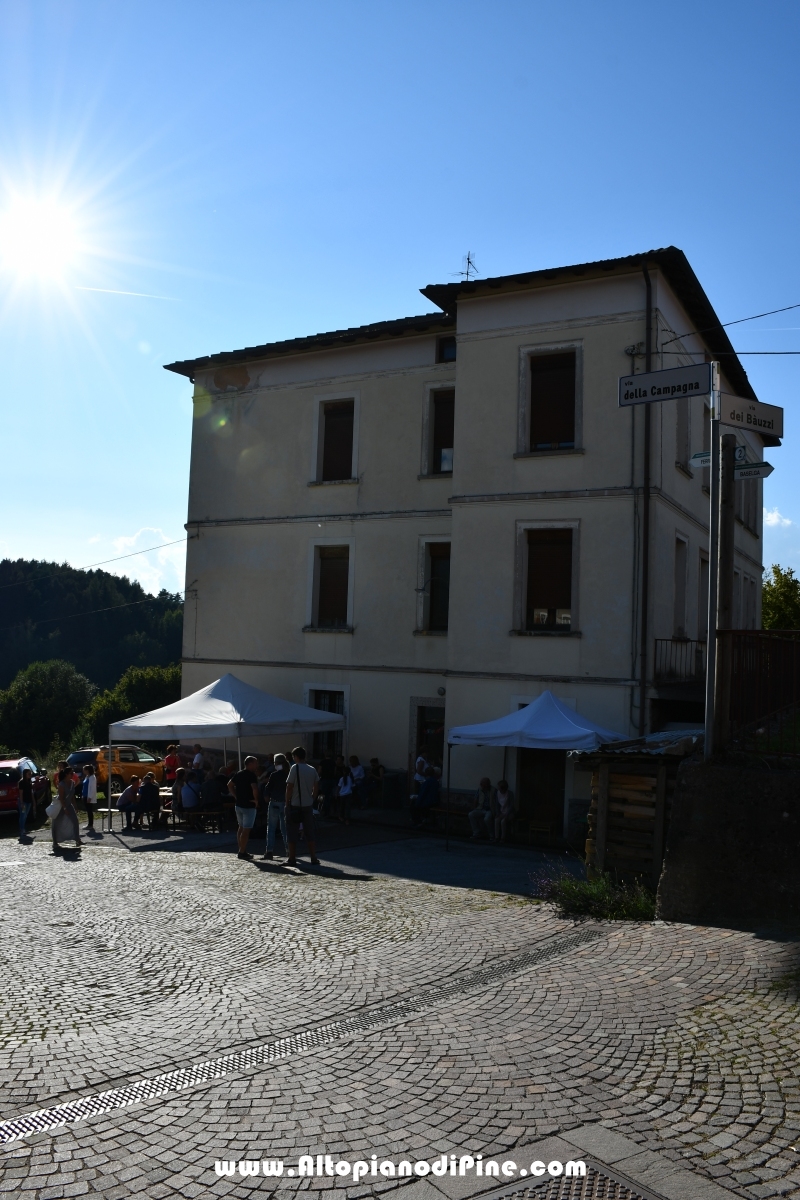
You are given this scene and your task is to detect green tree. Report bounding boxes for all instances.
[762,564,800,629]
[0,660,96,757]
[81,663,182,743]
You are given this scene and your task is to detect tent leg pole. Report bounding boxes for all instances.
[223,738,227,770]
[446,744,451,853]
[107,732,112,834]
[237,737,242,771]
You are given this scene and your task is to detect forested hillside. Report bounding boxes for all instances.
[0,558,183,690]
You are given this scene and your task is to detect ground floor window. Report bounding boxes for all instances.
[416,705,445,770]
[311,689,345,758]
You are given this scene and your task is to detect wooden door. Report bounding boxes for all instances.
[518,749,566,839]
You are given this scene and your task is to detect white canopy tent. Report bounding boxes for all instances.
[104,673,345,830]
[441,691,625,848]
[447,690,625,750]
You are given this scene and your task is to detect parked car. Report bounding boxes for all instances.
[0,758,51,816]
[66,745,165,796]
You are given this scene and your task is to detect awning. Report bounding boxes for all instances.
[109,673,346,741]
[447,690,625,750]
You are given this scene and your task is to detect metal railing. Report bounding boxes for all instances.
[653,638,706,683]
[722,629,800,756]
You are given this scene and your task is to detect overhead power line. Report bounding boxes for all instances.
[661,301,800,349]
[0,593,184,636]
[0,537,190,593]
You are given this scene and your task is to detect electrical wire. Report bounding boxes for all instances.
[661,302,800,348]
[0,537,191,593]
[0,593,184,636]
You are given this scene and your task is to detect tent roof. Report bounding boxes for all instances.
[109,674,346,740]
[447,690,625,750]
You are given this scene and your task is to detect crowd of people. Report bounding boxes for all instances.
[27,740,518,855]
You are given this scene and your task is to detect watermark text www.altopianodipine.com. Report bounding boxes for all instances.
[214,1152,587,1180]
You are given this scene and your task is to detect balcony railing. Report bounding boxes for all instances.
[654,638,706,683]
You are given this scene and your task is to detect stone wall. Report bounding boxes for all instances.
[656,758,800,923]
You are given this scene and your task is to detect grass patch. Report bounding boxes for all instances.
[534,871,656,921]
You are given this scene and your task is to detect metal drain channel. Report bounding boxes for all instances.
[480,1159,667,1199]
[0,926,602,1145]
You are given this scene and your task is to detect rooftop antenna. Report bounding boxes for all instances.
[453,251,478,282]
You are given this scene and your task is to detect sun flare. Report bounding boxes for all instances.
[0,195,81,281]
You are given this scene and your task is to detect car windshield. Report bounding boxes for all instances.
[67,752,97,766]
[0,769,20,784]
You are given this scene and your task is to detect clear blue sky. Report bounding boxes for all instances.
[1,0,799,594]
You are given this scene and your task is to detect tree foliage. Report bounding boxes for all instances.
[0,558,183,690]
[79,663,182,744]
[0,660,96,758]
[762,564,800,630]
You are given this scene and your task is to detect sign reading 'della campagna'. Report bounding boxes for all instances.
[618,363,713,406]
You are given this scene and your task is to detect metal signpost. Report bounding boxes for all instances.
[618,360,781,760]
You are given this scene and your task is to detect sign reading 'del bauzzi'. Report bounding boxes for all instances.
[718,397,784,439]
[618,363,712,407]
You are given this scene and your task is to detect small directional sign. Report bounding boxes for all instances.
[734,462,773,480]
[692,446,747,467]
[619,363,712,407]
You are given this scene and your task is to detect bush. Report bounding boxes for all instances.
[534,870,656,921]
[81,663,182,743]
[0,660,96,758]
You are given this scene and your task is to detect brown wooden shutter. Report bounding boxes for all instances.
[317,546,349,627]
[526,529,572,629]
[321,401,354,481]
[530,352,576,450]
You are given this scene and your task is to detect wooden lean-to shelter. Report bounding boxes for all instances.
[571,730,701,888]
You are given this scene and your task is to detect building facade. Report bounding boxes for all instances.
[166,248,773,837]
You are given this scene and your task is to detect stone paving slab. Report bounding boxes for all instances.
[0,835,798,1200]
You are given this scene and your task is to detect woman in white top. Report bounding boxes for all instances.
[82,764,98,831]
[336,765,353,825]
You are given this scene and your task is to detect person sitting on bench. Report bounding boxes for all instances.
[132,772,160,830]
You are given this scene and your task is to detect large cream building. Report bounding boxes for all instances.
[166,248,773,838]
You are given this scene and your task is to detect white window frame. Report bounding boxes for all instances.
[305,536,356,630]
[419,379,456,477]
[516,340,584,457]
[416,536,452,632]
[310,389,361,485]
[513,519,580,633]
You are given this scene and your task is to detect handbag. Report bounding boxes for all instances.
[45,798,62,819]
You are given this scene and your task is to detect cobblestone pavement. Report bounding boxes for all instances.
[0,833,798,1200]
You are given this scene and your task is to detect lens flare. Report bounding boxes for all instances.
[0,195,81,280]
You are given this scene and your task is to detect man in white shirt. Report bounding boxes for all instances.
[192,745,204,771]
[285,746,320,867]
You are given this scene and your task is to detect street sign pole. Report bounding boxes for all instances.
[704,364,721,761]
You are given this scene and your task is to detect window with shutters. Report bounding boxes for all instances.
[315,546,350,628]
[525,529,573,631]
[676,397,690,471]
[673,538,688,637]
[425,543,451,632]
[311,689,345,758]
[529,352,576,451]
[430,389,455,474]
[319,400,355,481]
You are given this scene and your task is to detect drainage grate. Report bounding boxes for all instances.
[480,1159,666,1200]
[0,926,602,1145]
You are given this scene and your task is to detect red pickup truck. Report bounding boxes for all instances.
[0,758,52,816]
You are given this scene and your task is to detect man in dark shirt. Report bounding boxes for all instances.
[229,756,259,860]
[18,768,33,842]
[262,754,290,860]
